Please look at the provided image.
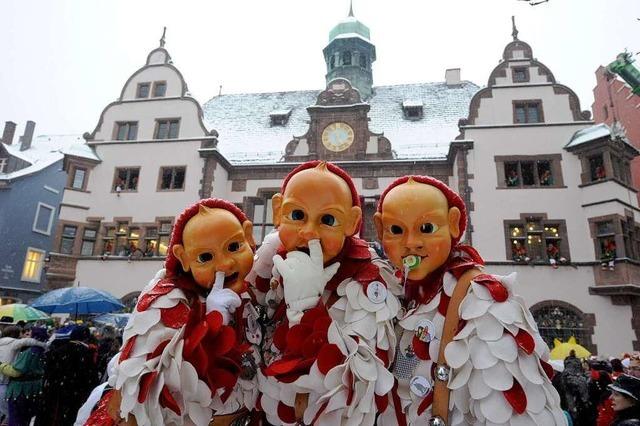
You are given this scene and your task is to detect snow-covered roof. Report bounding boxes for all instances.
[203,81,479,164]
[0,134,90,180]
[565,123,637,151]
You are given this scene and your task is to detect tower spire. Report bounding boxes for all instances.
[159,26,167,48]
[511,16,519,41]
[348,0,354,17]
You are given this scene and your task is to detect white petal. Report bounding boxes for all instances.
[468,368,491,399]
[454,321,476,340]
[124,309,161,338]
[490,300,524,325]
[482,362,513,391]
[345,300,369,323]
[429,337,441,361]
[518,354,543,385]
[523,381,546,414]
[510,413,537,426]
[469,337,498,369]
[480,390,513,424]
[471,282,493,300]
[346,282,362,310]
[444,272,457,296]
[449,361,473,390]
[375,367,395,395]
[452,386,471,414]
[460,294,492,320]
[351,354,377,382]
[433,312,445,340]
[530,409,555,426]
[445,340,470,369]
[487,334,519,363]
[475,314,505,342]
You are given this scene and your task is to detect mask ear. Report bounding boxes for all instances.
[345,205,362,236]
[271,193,283,227]
[448,206,461,239]
[373,212,384,240]
[171,244,190,273]
[242,220,256,249]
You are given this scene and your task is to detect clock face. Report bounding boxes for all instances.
[322,122,355,152]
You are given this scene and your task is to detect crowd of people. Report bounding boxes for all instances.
[553,350,640,425]
[0,321,122,426]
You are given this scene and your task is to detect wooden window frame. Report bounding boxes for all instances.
[71,167,87,190]
[589,214,640,261]
[512,67,530,83]
[157,166,187,191]
[244,189,278,246]
[503,214,570,263]
[32,202,55,236]
[136,82,151,98]
[60,225,77,254]
[113,121,138,141]
[152,81,167,98]
[513,99,544,124]
[21,247,46,283]
[112,167,141,193]
[154,118,180,140]
[495,154,564,189]
[80,228,97,256]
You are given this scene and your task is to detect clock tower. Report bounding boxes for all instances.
[283,78,392,162]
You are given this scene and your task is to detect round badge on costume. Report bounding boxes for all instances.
[366,281,387,304]
[414,319,435,343]
[409,375,432,397]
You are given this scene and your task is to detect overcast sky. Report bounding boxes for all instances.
[1,0,638,138]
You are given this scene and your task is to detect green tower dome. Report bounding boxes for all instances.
[329,15,371,42]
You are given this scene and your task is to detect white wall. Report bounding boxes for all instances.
[121,66,184,101]
[76,259,164,298]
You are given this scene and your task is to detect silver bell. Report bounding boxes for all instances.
[428,416,446,426]
[435,364,449,382]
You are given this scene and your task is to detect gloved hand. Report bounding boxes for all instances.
[247,230,281,283]
[272,239,340,324]
[206,271,242,325]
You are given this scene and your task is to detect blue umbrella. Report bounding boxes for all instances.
[93,313,131,328]
[31,287,124,315]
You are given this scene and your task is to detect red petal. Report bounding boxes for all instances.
[301,305,328,325]
[375,393,389,412]
[540,359,555,380]
[159,385,181,415]
[302,331,327,359]
[209,367,238,390]
[205,310,223,334]
[416,391,434,416]
[147,340,170,360]
[376,347,390,367]
[183,320,208,357]
[277,402,297,424]
[513,329,535,355]
[265,357,304,375]
[137,371,158,403]
[210,326,236,356]
[313,316,332,334]
[137,280,176,311]
[504,380,527,414]
[273,323,289,352]
[277,358,315,383]
[412,335,430,361]
[160,302,190,329]
[286,324,313,355]
[255,276,271,293]
[317,343,345,375]
[119,336,136,363]
[357,263,381,283]
[438,292,451,316]
[474,274,508,302]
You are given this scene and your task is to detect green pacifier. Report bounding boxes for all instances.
[403,255,421,270]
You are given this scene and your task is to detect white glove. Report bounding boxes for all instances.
[272,239,340,324]
[206,271,242,325]
[247,230,282,283]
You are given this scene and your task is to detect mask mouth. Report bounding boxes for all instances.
[224,272,239,287]
[402,254,427,271]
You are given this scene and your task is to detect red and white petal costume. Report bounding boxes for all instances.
[251,233,402,425]
[96,270,257,426]
[380,251,566,425]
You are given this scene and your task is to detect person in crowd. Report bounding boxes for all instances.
[589,360,615,426]
[0,327,48,426]
[610,374,640,425]
[557,352,593,425]
[35,326,100,426]
[95,326,120,380]
[614,358,626,379]
[0,326,46,424]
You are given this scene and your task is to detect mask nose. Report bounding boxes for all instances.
[216,257,235,274]
[405,231,424,251]
[299,222,320,241]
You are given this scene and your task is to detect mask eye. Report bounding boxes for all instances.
[420,223,439,234]
[321,214,340,227]
[390,225,403,235]
[197,252,213,263]
[228,241,241,252]
[287,209,305,221]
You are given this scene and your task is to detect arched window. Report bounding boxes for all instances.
[531,300,596,354]
[329,55,336,70]
[342,51,352,66]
